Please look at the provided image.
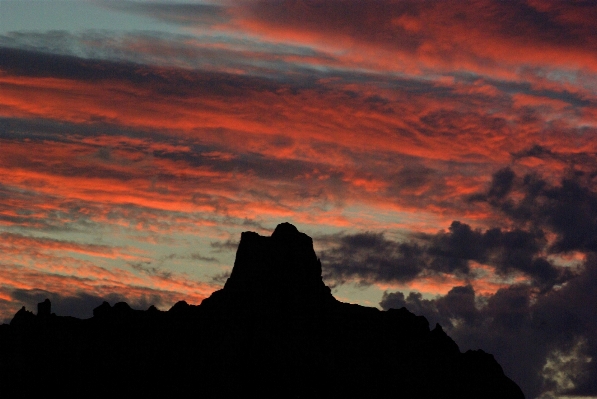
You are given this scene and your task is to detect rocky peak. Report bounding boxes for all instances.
[37,298,51,319]
[9,306,35,326]
[270,221,300,238]
[204,223,332,312]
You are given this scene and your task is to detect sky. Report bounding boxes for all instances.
[1,0,597,397]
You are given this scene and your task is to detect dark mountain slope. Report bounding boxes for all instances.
[0,223,524,398]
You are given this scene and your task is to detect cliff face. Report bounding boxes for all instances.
[0,223,525,398]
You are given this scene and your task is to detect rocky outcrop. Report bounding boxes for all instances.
[201,222,335,316]
[9,306,35,326]
[37,298,51,319]
[0,223,525,398]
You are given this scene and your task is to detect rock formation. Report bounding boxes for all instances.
[37,298,51,319]
[0,223,525,398]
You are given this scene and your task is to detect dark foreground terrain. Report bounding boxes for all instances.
[0,223,524,398]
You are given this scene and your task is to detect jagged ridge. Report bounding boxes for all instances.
[0,223,525,398]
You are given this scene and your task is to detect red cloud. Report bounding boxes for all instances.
[234,0,597,74]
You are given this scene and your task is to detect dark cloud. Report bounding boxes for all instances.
[512,144,555,160]
[381,257,597,398]
[536,177,597,253]
[320,232,426,286]
[129,262,172,280]
[474,164,597,254]
[0,46,289,96]
[321,220,566,289]
[189,253,219,263]
[487,167,515,199]
[210,238,240,253]
[514,144,597,172]
[380,284,479,330]
[334,161,597,397]
[0,116,174,143]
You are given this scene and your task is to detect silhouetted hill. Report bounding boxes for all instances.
[0,223,524,398]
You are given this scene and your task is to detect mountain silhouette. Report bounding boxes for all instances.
[0,223,524,398]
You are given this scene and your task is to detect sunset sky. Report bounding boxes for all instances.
[1,1,597,398]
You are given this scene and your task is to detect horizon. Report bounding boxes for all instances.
[1,1,597,398]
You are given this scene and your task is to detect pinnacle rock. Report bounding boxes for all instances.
[203,223,333,314]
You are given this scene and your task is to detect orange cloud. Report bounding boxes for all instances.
[233,0,597,76]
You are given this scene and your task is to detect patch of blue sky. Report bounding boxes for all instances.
[329,281,387,309]
[206,31,325,58]
[0,29,336,79]
[543,69,579,86]
[0,0,180,35]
